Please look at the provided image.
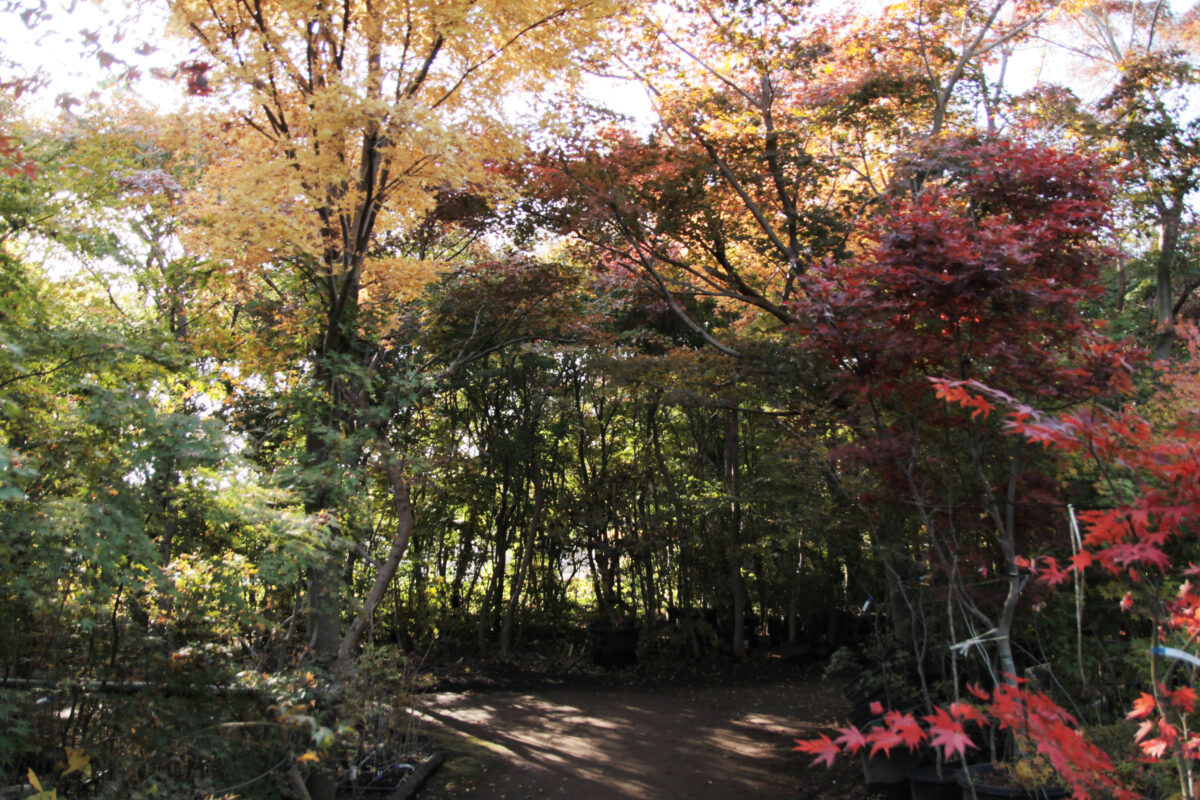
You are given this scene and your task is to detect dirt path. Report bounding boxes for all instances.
[413,669,866,799]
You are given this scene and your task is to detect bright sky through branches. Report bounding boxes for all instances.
[2,0,196,112]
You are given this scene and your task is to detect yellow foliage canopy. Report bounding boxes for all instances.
[171,0,616,346]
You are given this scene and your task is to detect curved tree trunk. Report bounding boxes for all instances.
[501,464,543,660]
[338,452,415,668]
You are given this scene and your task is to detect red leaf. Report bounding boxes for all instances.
[949,702,987,725]
[867,728,903,757]
[834,726,868,754]
[888,712,927,751]
[1128,693,1157,720]
[1167,686,1197,713]
[1141,738,1169,759]
[925,707,978,759]
[793,735,840,768]
[930,725,976,760]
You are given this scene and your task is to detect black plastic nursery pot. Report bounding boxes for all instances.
[955,763,1069,800]
[862,748,924,800]
[908,765,963,800]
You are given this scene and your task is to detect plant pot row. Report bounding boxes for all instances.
[862,753,1069,800]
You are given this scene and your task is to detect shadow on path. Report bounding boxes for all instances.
[415,671,863,799]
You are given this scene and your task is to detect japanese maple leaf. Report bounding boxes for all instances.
[834,726,868,754]
[793,734,839,768]
[1141,737,1169,759]
[925,708,977,759]
[888,712,927,751]
[1167,686,1198,713]
[867,726,904,757]
[1039,556,1071,586]
[1127,692,1157,720]
[948,702,987,725]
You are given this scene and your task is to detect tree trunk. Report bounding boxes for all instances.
[449,511,477,611]
[500,465,543,660]
[725,408,746,658]
[730,560,746,657]
[338,454,415,668]
[787,539,803,643]
[586,540,620,627]
[305,427,343,668]
[1155,202,1183,359]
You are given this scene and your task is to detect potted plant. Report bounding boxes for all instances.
[956,761,1068,800]
[908,759,964,800]
[864,746,925,800]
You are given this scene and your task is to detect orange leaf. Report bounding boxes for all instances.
[1128,693,1156,720]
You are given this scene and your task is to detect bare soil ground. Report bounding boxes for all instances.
[411,659,867,799]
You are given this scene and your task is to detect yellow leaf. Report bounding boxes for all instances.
[28,769,42,792]
[298,751,320,763]
[64,747,92,778]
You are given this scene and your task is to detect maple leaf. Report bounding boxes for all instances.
[929,724,976,760]
[925,707,977,759]
[1120,592,1134,611]
[1141,738,1169,759]
[868,727,904,757]
[1167,686,1198,713]
[967,683,990,701]
[834,726,868,754]
[1068,551,1094,571]
[1127,692,1157,720]
[793,735,840,768]
[62,746,91,778]
[948,702,988,725]
[882,712,927,751]
[1039,557,1071,586]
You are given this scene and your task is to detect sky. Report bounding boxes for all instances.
[2,0,195,113]
[1,0,1192,133]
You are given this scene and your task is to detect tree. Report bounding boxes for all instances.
[792,138,1130,684]
[170,0,617,678]
[541,0,1062,329]
[1026,2,1200,357]
[913,324,1200,798]
[1096,52,1200,358]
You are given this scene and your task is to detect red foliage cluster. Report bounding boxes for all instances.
[794,139,1131,562]
[179,61,212,97]
[795,698,984,768]
[919,327,1200,789]
[0,133,36,180]
[795,139,1115,405]
[796,680,1133,799]
[793,141,1200,797]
